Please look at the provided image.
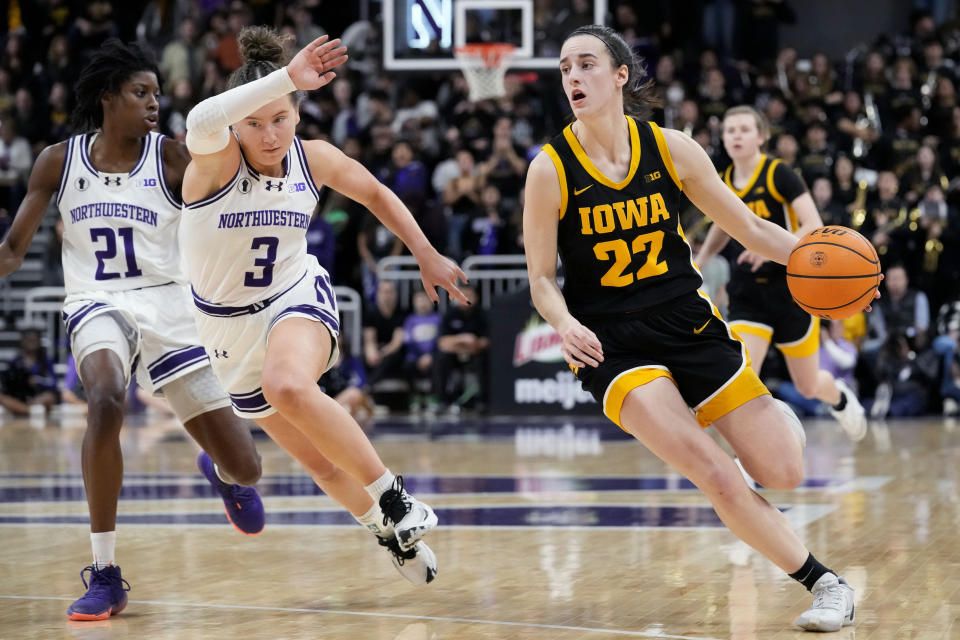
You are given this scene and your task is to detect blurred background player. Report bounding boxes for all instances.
[696,105,868,441]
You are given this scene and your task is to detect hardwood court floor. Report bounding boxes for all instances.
[0,410,958,639]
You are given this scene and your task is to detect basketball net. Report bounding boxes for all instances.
[454,43,515,102]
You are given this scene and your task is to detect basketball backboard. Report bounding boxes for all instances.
[383,0,608,70]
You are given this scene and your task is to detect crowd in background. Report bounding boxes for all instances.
[1,0,960,418]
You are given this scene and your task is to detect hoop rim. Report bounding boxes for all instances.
[454,43,516,67]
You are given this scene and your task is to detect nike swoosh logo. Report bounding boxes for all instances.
[574,184,593,195]
[693,318,711,334]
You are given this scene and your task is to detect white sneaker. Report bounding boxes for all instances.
[944,398,959,417]
[378,536,437,585]
[870,382,891,420]
[794,573,855,632]
[829,379,867,441]
[775,399,806,449]
[379,476,438,551]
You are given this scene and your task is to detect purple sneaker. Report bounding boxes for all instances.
[66,565,130,621]
[197,451,265,535]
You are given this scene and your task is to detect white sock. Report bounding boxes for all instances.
[354,501,393,538]
[364,469,396,501]
[91,531,116,569]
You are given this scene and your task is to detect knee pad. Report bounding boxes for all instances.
[161,366,231,423]
[72,312,140,387]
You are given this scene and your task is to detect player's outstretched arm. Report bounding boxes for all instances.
[664,128,797,266]
[523,152,603,369]
[303,139,468,305]
[0,144,65,277]
[183,35,348,203]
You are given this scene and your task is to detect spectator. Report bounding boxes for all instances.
[831,154,858,212]
[478,117,526,206]
[320,332,374,427]
[380,140,429,208]
[735,0,796,68]
[870,331,934,418]
[357,211,403,301]
[811,177,849,227]
[362,280,406,388]
[900,146,948,205]
[466,184,505,256]
[934,285,960,414]
[444,149,482,260]
[306,213,336,278]
[797,121,833,184]
[159,17,205,93]
[0,328,59,416]
[0,118,32,214]
[402,290,442,410]
[864,264,931,357]
[434,286,489,413]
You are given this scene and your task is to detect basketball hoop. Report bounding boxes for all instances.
[454,43,515,102]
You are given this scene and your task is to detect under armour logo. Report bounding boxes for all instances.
[104,176,122,186]
[75,177,89,191]
[264,180,283,192]
[214,349,229,359]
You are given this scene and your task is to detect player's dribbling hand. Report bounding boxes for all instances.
[417,250,470,305]
[863,272,884,312]
[287,35,348,91]
[557,317,604,369]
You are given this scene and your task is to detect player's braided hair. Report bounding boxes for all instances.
[228,26,303,104]
[565,25,659,119]
[72,39,161,132]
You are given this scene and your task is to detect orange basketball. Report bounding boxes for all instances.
[786,226,881,320]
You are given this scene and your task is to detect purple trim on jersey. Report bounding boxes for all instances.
[62,301,110,335]
[148,346,208,386]
[314,272,335,309]
[79,134,100,176]
[128,134,152,177]
[270,304,340,334]
[230,388,270,415]
[184,164,241,209]
[191,269,308,317]
[155,135,182,209]
[55,137,75,207]
[293,137,321,202]
[239,145,260,180]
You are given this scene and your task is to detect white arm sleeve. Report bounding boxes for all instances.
[185,67,297,155]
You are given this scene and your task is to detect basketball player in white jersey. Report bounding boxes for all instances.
[0,41,267,620]
[181,28,465,579]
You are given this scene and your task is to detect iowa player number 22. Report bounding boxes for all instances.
[593,230,668,287]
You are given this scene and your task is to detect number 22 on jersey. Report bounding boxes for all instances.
[593,230,668,287]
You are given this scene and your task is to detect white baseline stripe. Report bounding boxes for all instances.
[0,595,726,640]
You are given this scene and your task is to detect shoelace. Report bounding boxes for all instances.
[377,535,417,566]
[228,485,258,508]
[78,566,131,598]
[812,584,847,611]
[380,475,412,527]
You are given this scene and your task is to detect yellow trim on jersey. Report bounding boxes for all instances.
[650,122,682,190]
[695,365,770,427]
[563,115,641,190]
[677,220,702,275]
[729,320,774,343]
[602,365,675,429]
[724,154,767,198]
[764,158,799,231]
[542,143,568,220]
[776,316,821,358]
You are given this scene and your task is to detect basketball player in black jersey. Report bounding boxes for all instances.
[696,106,867,441]
[524,26,866,632]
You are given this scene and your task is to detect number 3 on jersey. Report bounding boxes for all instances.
[244,236,279,287]
[593,230,668,287]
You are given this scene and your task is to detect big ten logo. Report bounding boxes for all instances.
[287,182,307,194]
[406,0,452,49]
[137,177,158,188]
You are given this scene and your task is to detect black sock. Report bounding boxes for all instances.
[832,391,847,411]
[789,553,832,592]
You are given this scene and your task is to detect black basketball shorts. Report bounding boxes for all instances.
[572,290,769,430]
